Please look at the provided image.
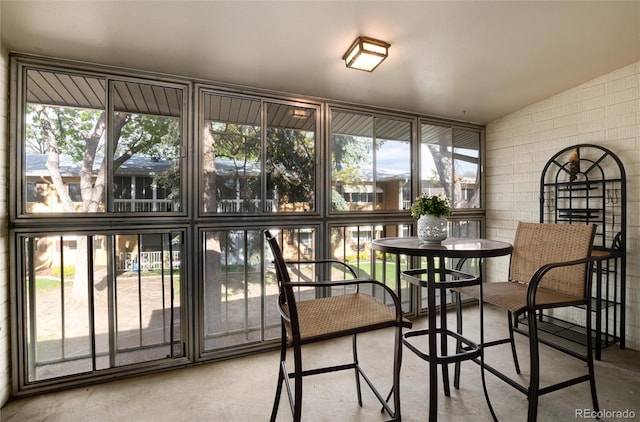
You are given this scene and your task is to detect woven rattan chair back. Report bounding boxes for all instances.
[509,222,595,298]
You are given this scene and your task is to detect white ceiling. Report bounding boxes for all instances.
[2,1,639,124]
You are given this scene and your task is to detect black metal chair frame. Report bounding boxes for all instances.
[453,225,600,421]
[265,230,411,422]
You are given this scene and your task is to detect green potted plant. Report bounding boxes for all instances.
[411,193,451,243]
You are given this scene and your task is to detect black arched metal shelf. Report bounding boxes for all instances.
[538,144,626,359]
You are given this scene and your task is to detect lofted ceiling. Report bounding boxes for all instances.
[2,1,639,124]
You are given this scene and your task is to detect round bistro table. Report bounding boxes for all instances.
[372,236,513,421]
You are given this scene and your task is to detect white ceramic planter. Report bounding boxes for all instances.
[417,215,448,243]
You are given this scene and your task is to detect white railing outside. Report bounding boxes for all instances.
[113,199,175,212]
[216,199,276,213]
[117,251,181,272]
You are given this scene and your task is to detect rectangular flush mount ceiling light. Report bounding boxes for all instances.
[343,36,390,72]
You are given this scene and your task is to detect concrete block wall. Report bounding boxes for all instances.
[485,61,640,351]
[0,41,10,405]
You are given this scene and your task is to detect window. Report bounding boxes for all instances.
[14,60,189,393]
[26,182,37,203]
[67,183,82,203]
[330,110,412,212]
[201,93,317,214]
[331,222,414,312]
[201,228,311,351]
[22,69,184,215]
[20,231,183,383]
[420,123,481,209]
[266,103,317,212]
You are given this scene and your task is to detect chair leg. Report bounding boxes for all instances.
[440,287,451,397]
[392,325,403,421]
[527,310,540,422]
[269,360,284,422]
[381,325,405,420]
[507,312,521,374]
[293,341,303,422]
[587,344,600,414]
[585,303,600,413]
[270,325,287,422]
[453,290,463,389]
[352,334,363,407]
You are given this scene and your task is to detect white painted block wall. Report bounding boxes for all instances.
[485,61,640,351]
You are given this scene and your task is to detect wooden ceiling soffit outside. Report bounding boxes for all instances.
[331,110,412,142]
[25,69,182,117]
[202,93,316,132]
[24,69,477,147]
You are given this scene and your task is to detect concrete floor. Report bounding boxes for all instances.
[1,305,638,422]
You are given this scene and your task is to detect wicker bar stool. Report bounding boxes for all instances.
[453,222,600,421]
[265,230,412,422]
